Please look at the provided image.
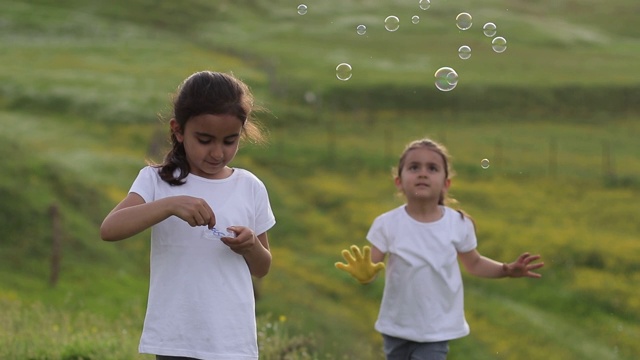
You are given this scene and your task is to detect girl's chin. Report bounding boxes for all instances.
[408,192,438,200]
[199,165,232,179]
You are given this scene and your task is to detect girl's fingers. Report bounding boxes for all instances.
[362,246,371,259]
[350,245,364,260]
[342,249,356,263]
[528,262,545,270]
[204,203,216,228]
[193,212,208,226]
[207,216,216,228]
[186,198,215,227]
[518,252,531,262]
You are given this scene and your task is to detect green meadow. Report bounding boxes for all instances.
[1,0,639,359]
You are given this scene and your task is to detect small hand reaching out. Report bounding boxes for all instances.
[335,245,385,284]
[503,252,545,278]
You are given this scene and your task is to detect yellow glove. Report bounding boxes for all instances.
[335,245,385,284]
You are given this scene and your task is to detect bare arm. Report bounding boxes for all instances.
[370,245,386,264]
[221,229,271,278]
[458,249,544,279]
[100,193,216,241]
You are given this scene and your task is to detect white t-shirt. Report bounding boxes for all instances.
[367,205,477,343]
[130,166,276,359]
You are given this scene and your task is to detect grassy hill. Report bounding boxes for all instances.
[1,0,639,359]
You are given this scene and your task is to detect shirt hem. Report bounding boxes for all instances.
[140,345,258,360]
[376,328,470,343]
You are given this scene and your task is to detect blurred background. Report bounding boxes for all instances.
[1,0,639,359]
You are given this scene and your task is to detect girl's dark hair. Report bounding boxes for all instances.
[156,71,265,185]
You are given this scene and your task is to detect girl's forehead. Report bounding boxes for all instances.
[404,147,445,163]
[187,113,242,133]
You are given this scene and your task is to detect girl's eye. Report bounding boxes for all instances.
[198,138,211,144]
[223,136,240,146]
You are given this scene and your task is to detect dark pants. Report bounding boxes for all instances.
[156,356,200,360]
[382,334,449,360]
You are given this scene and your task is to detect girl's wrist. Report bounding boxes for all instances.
[502,262,510,277]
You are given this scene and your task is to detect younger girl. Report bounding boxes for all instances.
[101,71,276,360]
[336,138,543,360]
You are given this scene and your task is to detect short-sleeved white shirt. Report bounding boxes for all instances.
[367,205,477,342]
[130,166,275,359]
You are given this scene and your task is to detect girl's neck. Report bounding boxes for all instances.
[404,201,443,223]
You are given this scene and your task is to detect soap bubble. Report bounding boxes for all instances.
[356,24,367,35]
[483,22,497,37]
[384,15,400,32]
[458,45,471,60]
[456,12,472,30]
[412,15,420,24]
[419,0,431,10]
[434,67,458,92]
[446,71,459,85]
[297,4,307,15]
[481,159,490,169]
[336,63,353,81]
[492,36,507,53]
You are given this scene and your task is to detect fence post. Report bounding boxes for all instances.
[549,137,557,178]
[384,126,394,163]
[49,203,62,287]
[326,104,336,161]
[494,139,503,169]
[602,140,615,180]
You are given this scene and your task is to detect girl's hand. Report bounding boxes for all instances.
[171,196,216,228]
[220,226,258,255]
[503,252,545,278]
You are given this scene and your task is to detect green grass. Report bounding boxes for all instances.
[1,0,639,359]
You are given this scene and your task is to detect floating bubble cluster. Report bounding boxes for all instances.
[296,3,509,90]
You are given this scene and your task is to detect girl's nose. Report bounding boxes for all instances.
[210,143,223,160]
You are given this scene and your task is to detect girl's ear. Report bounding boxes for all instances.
[394,176,402,190]
[443,178,452,192]
[169,118,184,143]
